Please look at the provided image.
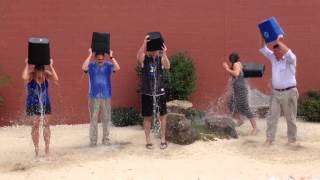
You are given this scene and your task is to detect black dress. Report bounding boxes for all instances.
[229,66,255,118]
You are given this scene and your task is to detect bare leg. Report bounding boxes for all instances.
[159,115,167,143]
[233,113,244,127]
[143,117,152,145]
[159,115,168,149]
[31,116,40,157]
[43,116,51,157]
[249,117,259,135]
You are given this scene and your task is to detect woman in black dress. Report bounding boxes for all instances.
[223,52,259,135]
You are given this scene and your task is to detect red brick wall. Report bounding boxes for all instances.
[1,0,319,126]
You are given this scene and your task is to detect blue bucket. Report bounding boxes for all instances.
[258,16,284,43]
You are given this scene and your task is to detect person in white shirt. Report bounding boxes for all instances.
[259,36,299,145]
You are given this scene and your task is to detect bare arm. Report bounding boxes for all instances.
[137,35,149,66]
[259,35,273,60]
[46,59,59,81]
[109,50,120,71]
[161,44,170,69]
[277,39,297,64]
[276,39,289,54]
[22,58,32,81]
[223,62,241,77]
[82,48,93,71]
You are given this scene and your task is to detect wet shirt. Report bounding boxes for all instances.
[140,55,165,96]
[259,46,297,89]
[88,61,114,98]
[26,79,50,107]
[231,65,246,88]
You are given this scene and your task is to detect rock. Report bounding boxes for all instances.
[205,115,238,139]
[255,106,270,118]
[166,113,200,145]
[166,100,193,114]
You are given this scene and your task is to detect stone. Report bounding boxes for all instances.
[205,115,238,139]
[248,88,270,118]
[166,100,193,114]
[166,113,199,145]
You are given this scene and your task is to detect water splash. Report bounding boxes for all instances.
[151,57,160,135]
[205,77,271,122]
[206,78,233,119]
[36,81,46,147]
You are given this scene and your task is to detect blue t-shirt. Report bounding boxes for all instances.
[88,61,114,98]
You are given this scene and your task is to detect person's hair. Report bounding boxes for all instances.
[229,52,239,64]
[94,52,105,57]
[273,44,280,49]
[34,65,45,71]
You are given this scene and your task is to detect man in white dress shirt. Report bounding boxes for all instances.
[259,36,299,145]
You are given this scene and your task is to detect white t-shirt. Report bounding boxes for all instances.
[259,46,297,89]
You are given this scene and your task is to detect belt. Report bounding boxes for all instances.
[274,86,296,92]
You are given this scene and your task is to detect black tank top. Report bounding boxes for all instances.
[140,55,165,96]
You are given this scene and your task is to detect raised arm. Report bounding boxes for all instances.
[277,39,296,64]
[22,58,32,81]
[222,62,241,77]
[137,35,148,66]
[276,39,289,54]
[161,44,170,70]
[46,59,59,81]
[259,35,273,59]
[109,50,120,71]
[82,48,93,71]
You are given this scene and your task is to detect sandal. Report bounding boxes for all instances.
[145,143,154,149]
[160,142,168,149]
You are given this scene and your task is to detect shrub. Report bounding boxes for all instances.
[111,107,143,127]
[165,52,196,100]
[298,90,320,122]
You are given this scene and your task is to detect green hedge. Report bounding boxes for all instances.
[164,52,196,101]
[111,107,143,127]
[298,90,320,122]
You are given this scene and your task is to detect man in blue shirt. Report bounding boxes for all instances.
[82,48,120,146]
